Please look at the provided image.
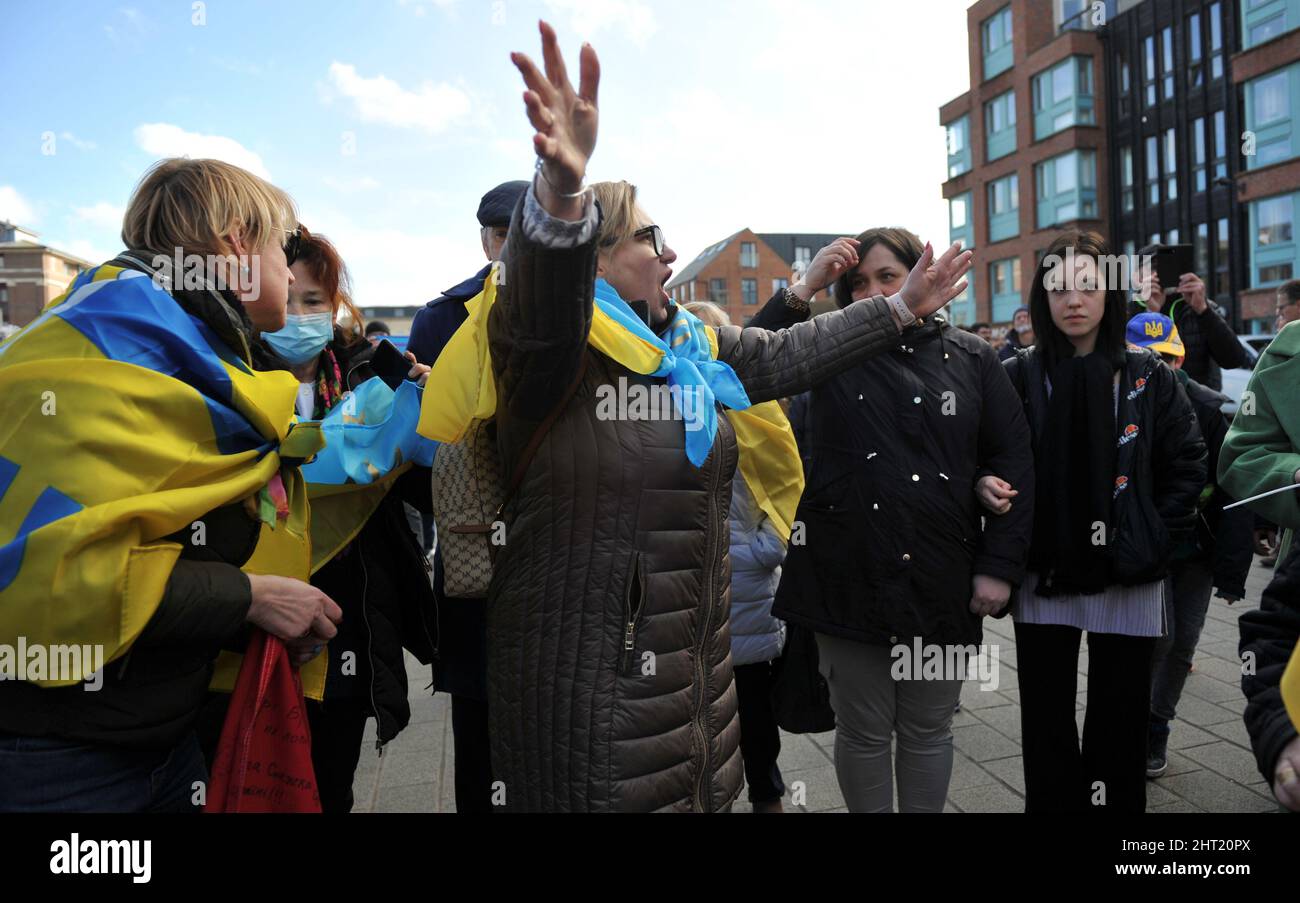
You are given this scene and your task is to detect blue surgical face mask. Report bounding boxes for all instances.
[265,312,333,365]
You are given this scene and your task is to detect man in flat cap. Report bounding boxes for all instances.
[406,180,528,366]
[408,180,526,814]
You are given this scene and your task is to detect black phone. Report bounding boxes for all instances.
[1148,244,1194,296]
[371,339,411,391]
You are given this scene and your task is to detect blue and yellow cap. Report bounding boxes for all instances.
[1126,312,1184,358]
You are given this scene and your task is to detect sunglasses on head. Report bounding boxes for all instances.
[283,227,303,266]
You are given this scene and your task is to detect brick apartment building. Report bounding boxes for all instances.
[0,222,91,328]
[667,229,842,325]
[940,0,1111,327]
[1230,2,1300,329]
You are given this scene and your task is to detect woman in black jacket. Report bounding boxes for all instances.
[197,229,440,813]
[985,231,1207,813]
[769,227,1036,813]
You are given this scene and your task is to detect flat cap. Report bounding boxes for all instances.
[477,180,530,228]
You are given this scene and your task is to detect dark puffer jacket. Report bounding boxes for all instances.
[486,201,906,812]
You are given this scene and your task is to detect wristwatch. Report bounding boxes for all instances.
[781,286,811,314]
[885,292,916,328]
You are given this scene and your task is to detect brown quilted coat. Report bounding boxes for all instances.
[486,202,904,811]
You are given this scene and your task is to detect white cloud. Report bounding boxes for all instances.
[397,0,458,16]
[326,62,471,133]
[133,123,271,179]
[60,131,97,151]
[74,202,126,230]
[0,186,36,225]
[543,0,657,44]
[56,239,115,266]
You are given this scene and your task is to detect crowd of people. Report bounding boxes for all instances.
[2,20,1299,815]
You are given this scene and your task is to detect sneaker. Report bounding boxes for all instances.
[1146,723,1170,779]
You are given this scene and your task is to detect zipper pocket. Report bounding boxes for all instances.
[621,552,646,675]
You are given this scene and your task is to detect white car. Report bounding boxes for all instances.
[1220,335,1272,419]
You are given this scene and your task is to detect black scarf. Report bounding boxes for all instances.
[1029,351,1118,596]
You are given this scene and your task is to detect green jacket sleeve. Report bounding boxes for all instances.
[1218,344,1300,531]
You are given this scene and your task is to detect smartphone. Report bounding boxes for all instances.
[371,339,411,391]
[1148,244,1194,297]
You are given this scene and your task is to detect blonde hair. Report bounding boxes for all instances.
[121,158,298,259]
[592,180,643,250]
[685,301,731,328]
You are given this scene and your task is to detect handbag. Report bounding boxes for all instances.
[769,622,836,734]
[430,357,587,598]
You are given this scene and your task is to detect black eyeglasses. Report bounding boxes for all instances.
[283,227,303,266]
[634,224,665,258]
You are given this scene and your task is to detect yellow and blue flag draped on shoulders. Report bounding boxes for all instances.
[302,377,437,570]
[0,263,328,694]
[417,267,805,540]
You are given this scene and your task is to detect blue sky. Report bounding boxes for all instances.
[1,0,971,308]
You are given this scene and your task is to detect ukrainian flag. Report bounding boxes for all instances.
[0,263,322,689]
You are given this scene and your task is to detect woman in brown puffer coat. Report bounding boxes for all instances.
[485,21,972,811]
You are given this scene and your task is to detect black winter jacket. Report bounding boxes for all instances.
[1174,369,1253,599]
[1005,347,1207,586]
[1239,539,1300,784]
[773,318,1036,648]
[1153,297,1245,392]
[309,336,438,749]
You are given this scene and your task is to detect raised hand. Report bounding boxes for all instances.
[899,241,973,320]
[511,20,600,217]
[798,238,861,296]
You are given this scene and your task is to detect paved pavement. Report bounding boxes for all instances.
[353,558,1284,813]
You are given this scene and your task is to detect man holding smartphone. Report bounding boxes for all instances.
[1136,243,1245,392]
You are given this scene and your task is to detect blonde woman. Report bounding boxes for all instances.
[0,158,340,812]
[475,22,970,811]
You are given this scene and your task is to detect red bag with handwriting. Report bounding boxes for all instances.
[204,629,321,813]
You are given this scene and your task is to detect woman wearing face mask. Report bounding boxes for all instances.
[765,228,1036,813]
[443,22,971,812]
[249,228,440,812]
[0,158,341,812]
[980,231,1207,813]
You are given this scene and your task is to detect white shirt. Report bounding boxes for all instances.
[296,382,315,420]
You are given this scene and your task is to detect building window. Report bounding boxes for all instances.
[950,194,969,232]
[1121,146,1135,212]
[689,281,696,302]
[1209,2,1224,80]
[1213,110,1228,179]
[1216,217,1230,297]
[982,6,1014,80]
[1160,26,1175,100]
[1168,228,1181,244]
[1035,150,1096,228]
[740,242,758,268]
[1252,194,1298,288]
[1164,128,1178,201]
[1146,135,1160,205]
[1243,0,1296,50]
[772,278,788,295]
[989,257,1022,322]
[1143,35,1157,107]
[947,116,972,178]
[1032,56,1094,139]
[742,278,758,306]
[709,278,728,304]
[1246,66,1297,170]
[1117,52,1132,118]
[988,173,1020,242]
[984,90,1017,162]
[1195,222,1210,275]
[1188,12,1204,88]
[1192,117,1207,193]
[794,246,812,268]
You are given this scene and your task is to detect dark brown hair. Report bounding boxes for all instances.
[1278,279,1300,307]
[295,225,363,347]
[832,227,924,308]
